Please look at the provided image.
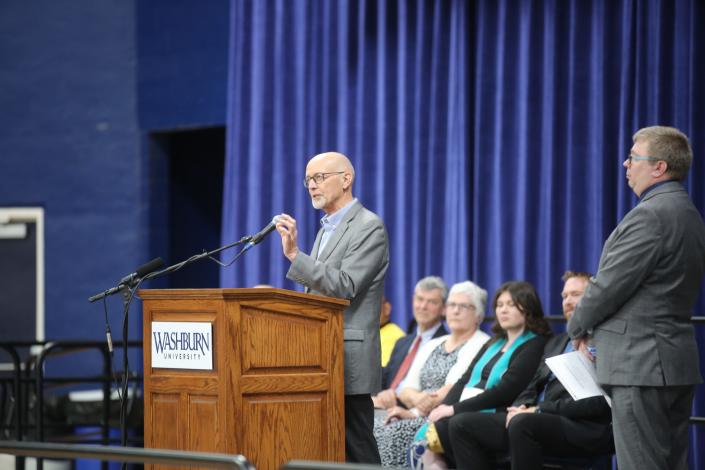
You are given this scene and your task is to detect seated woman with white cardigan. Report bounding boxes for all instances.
[373,281,491,468]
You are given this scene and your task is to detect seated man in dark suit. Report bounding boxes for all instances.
[373,276,448,409]
[441,271,613,470]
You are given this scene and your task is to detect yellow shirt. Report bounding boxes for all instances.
[380,322,406,366]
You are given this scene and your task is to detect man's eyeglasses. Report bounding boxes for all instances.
[626,154,660,165]
[446,302,475,312]
[303,172,345,187]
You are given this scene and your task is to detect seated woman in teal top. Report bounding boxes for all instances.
[420,281,552,468]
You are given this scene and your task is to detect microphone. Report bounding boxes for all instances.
[88,257,165,302]
[246,216,281,247]
[119,257,165,286]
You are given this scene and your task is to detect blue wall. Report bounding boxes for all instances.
[0,0,144,341]
[137,0,230,130]
[137,0,230,294]
[0,0,230,343]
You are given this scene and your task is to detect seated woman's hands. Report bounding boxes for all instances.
[398,387,426,409]
[384,406,417,424]
[415,383,453,416]
[428,404,455,423]
[373,388,398,409]
[415,392,441,416]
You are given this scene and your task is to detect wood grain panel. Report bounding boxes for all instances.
[149,375,219,393]
[239,300,333,321]
[188,395,220,453]
[240,308,326,373]
[151,393,180,470]
[239,373,328,394]
[241,393,326,470]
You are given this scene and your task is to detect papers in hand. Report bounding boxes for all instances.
[545,351,611,407]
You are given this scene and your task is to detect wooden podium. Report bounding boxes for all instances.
[140,288,349,470]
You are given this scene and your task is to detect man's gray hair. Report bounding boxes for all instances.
[633,126,692,181]
[414,276,448,303]
[448,281,487,324]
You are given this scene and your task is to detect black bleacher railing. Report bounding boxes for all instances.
[0,345,23,441]
[0,340,144,470]
[32,341,143,445]
[1,340,143,443]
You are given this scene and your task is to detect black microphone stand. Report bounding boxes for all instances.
[140,234,255,284]
[89,234,255,460]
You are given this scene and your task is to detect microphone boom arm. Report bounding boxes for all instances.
[88,234,252,302]
[133,234,253,284]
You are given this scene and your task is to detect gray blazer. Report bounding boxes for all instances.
[568,182,705,386]
[287,201,390,395]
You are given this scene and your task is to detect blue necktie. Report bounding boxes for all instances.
[537,340,574,403]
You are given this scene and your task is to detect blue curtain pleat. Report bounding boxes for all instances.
[223,1,705,464]
[222,0,471,321]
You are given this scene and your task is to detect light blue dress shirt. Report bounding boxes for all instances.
[317,198,358,258]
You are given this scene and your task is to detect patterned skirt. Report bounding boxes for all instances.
[374,413,426,468]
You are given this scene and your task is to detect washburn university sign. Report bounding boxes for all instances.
[151,321,213,370]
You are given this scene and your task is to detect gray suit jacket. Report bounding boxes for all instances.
[568,181,705,386]
[287,201,390,394]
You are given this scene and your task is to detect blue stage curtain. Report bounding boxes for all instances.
[223,1,705,465]
[221,0,470,309]
[466,1,704,464]
[470,0,705,309]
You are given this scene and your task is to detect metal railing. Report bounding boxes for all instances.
[32,341,142,445]
[0,340,143,445]
[0,340,145,470]
[0,345,23,440]
[0,440,254,469]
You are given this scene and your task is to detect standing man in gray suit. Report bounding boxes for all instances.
[275,151,389,464]
[568,126,705,470]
